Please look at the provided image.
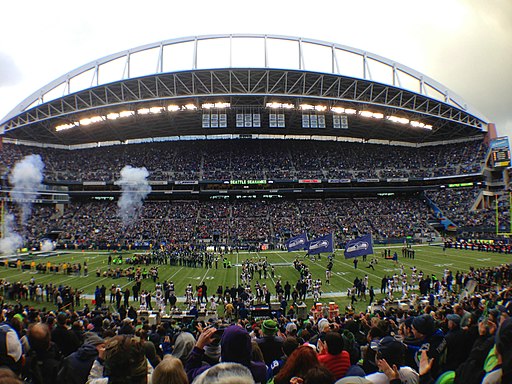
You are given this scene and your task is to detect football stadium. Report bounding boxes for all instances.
[0,35,511,383]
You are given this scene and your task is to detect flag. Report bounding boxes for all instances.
[344,234,373,259]
[307,233,334,255]
[285,232,309,252]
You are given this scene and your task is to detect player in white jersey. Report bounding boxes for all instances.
[325,269,332,285]
[387,282,394,300]
[185,284,194,306]
[139,292,147,310]
[393,274,399,289]
[401,279,408,298]
[313,283,321,301]
[410,272,417,289]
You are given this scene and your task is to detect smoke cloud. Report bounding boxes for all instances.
[0,213,23,255]
[9,154,45,224]
[40,239,55,252]
[116,165,151,227]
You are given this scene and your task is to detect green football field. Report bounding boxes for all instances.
[1,244,509,313]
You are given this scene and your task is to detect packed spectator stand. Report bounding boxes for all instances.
[0,261,510,383]
[12,197,433,250]
[0,139,485,182]
[1,138,495,249]
[1,137,512,383]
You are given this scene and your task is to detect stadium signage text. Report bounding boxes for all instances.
[327,179,351,183]
[298,179,322,184]
[229,180,267,185]
[357,178,380,183]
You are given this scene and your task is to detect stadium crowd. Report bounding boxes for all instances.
[0,260,509,383]
[9,195,437,250]
[8,191,506,252]
[0,139,485,182]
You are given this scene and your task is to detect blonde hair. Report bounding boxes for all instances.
[151,355,188,384]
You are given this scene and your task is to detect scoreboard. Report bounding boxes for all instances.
[490,136,511,168]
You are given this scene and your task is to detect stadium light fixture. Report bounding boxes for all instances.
[149,107,164,114]
[330,107,345,114]
[202,102,230,109]
[55,123,77,132]
[300,104,314,110]
[185,104,197,110]
[119,111,135,118]
[360,111,384,119]
[315,105,327,112]
[266,102,294,109]
[138,108,150,115]
[344,109,357,115]
[387,115,409,124]
[107,113,120,120]
[167,105,180,112]
[79,116,104,126]
[410,121,434,130]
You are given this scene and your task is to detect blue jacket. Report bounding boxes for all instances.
[57,343,98,384]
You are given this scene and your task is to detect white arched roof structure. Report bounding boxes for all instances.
[0,34,487,145]
[1,34,488,124]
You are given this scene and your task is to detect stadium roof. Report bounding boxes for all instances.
[0,34,488,147]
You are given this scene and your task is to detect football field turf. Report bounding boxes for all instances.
[1,244,509,313]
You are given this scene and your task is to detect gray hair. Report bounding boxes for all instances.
[192,362,255,384]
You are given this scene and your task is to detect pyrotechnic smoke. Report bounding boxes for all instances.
[0,213,23,255]
[41,239,55,252]
[116,165,151,227]
[9,154,45,224]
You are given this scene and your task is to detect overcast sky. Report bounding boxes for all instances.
[1,0,511,137]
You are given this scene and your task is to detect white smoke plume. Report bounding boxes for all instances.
[116,165,152,227]
[9,154,45,224]
[0,213,23,255]
[40,239,55,252]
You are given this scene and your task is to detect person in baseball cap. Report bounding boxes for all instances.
[409,315,447,378]
[446,314,461,328]
[365,336,419,384]
[412,314,435,337]
[256,319,284,366]
[482,317,512,384]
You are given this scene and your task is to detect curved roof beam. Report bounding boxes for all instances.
[1,34,488,125]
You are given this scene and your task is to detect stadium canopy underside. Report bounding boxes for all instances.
[0,34,488,147]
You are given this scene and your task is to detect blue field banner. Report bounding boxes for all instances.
[286,232,309,252]
[344,234,374,259]
[307,233,334,255]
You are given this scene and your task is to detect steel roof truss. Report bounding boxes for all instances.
[211,72,230,94]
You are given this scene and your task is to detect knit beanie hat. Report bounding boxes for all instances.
[221,325,251,366]
[412,314,435,336]
[262,319,278,335]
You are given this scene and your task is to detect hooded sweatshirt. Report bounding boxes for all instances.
[186,325,267,383]
[58,343,98,384]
